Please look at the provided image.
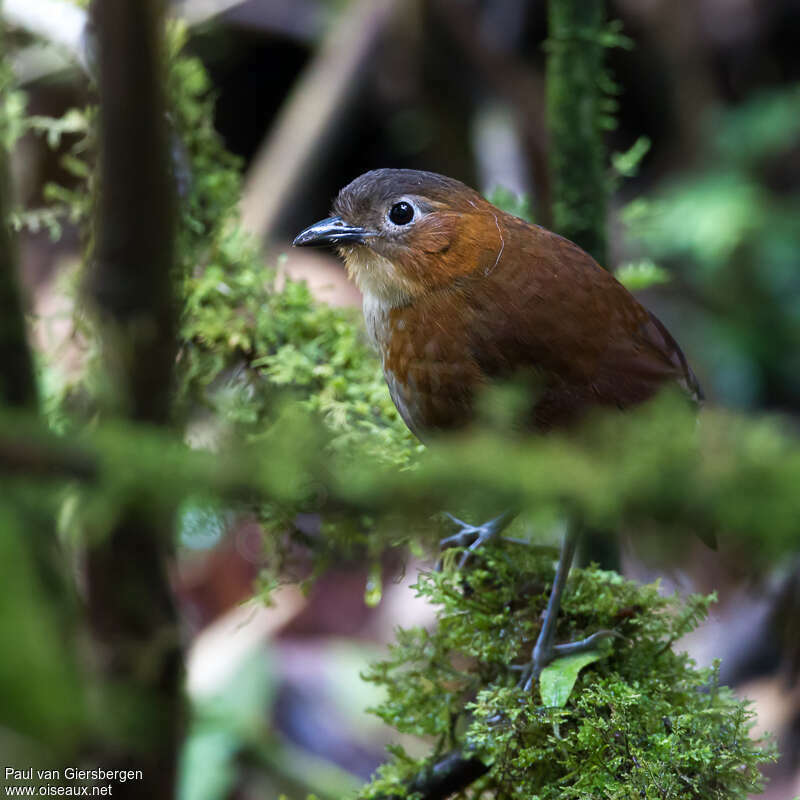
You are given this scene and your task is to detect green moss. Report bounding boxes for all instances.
[180,260,418,467]
[360,545,774,799]
[545,0,611,264]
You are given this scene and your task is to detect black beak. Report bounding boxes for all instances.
[292,216,371,247]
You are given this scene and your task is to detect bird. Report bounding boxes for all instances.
[293,168,702,686]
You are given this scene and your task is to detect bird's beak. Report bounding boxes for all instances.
[292,216,371,247]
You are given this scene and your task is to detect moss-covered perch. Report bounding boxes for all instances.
[360,548,774,799]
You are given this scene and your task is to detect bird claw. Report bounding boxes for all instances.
[552,629,625,657]
[438,511,516,569]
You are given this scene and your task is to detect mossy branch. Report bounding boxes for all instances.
[1,394,799,563]
[546,0,609,264]
[359,554,773,799]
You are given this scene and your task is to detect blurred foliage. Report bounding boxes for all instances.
[0,20,85,775]
[611,135,651,183]
[622,85,800,410]
[2,390,799,569]
[10,107,93,241]
[0,60,27,150]
[486,185,534,222]
[179,652,360,800]
[0,499,84,752]
[361,548,773,799]
[614,259,671,292]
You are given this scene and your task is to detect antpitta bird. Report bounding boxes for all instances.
[294,168,702,685]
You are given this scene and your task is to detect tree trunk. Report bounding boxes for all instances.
[86,1,183,797]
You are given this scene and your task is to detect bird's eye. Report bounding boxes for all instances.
[389,201,414,225]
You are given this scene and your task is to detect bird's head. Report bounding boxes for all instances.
[293,169,507,306]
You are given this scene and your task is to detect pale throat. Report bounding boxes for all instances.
[341,246,414,350]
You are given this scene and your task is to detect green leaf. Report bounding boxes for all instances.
[539,651,604,708]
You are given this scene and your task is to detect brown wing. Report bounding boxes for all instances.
[602,307,704,406]
[465,216,702,430]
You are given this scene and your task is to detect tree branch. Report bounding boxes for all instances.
[0,55,38,408]
[89,0,177,423]
[376,748,490,800]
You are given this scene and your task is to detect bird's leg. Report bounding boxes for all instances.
[440,510,517,568]
[519,518,621,693]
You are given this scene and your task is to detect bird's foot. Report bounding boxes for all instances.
[517,629,623,693]
[439,510,516,569]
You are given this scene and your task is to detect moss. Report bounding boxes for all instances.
[545,2,632,266]
[360,545,774,799]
